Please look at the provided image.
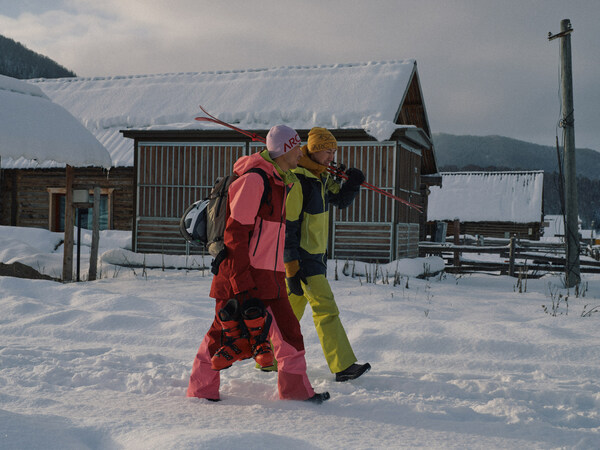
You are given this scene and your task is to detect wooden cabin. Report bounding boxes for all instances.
[0,75,118,232]
[427,171,545,240]
[123,126,433,261]
[0,167,133,231]
[9,60,439,262]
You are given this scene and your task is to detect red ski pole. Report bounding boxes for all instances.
[326,166,423,212]
[195,106,423,213]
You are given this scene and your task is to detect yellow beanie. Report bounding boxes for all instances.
[307,127,337,154]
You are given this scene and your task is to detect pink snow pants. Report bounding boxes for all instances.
[186,297,316,401]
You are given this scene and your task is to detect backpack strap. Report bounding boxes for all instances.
[211,168,271,276]
[245,168,271,208]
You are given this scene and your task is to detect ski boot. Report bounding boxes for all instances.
[255,357,278,372]
[241,298,274,368]
[335,363,371,382]
[305,392,331,404]
[211,299,252,371]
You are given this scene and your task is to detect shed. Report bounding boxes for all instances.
[0,74,112,280]
[19,60,438,262]
[427,171,545,240]
[0,75,116,231]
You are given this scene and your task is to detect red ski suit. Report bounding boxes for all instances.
[186,151,315,401]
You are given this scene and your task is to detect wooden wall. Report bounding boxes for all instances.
[0,167,134,230]
[135,143,246,254]
[330,141,422,262]
[397,75,430,136]
[459,221,542,240]
[425,220,543,241]
[136,140,424,261]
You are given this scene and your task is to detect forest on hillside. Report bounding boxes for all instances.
[433,133,600,182]
[0,34,76,79]
[544,172,600,230]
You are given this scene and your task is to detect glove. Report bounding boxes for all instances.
[285,262,307,296]
[286,271,307,296]
[344,168,365,188]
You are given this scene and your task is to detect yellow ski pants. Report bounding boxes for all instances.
[287,274,357,373]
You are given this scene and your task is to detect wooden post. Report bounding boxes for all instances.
[453,218,460,267]
[76,208,82,281]
[89,186,101,281]
[508,236,516,277]
[62,165,74,282]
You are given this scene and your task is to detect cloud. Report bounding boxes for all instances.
[0,0,598,150]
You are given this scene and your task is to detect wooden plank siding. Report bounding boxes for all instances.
[133,138,424,261]
[397,223,420,259]
[395,144,422,225]
[397,75,430,136]
[134,143,246,254]
[458,221,542,240]
[332,223,394,261]
[0,167,134,231]
[330,142,422,262]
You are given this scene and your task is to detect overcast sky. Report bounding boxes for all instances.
[1,0,598,151]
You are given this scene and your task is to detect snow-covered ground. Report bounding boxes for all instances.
[1,225,599,449]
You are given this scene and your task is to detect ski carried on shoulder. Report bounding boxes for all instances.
[195,106,266,144]
[194,106,423,213]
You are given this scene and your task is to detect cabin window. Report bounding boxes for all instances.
[47,188,114,232]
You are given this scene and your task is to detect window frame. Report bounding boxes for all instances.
[47,187,114,232]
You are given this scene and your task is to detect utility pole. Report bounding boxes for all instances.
[549,19,580,288]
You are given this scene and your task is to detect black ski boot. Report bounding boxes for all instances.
[335,363,371,382]
[305,392,330,404]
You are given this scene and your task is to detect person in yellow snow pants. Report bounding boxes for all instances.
[282,127,371,382]
[287,273,356,374]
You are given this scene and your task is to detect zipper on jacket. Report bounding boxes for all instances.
[253,217,264,256]
[273,185,286,300]
[321,173,329,210]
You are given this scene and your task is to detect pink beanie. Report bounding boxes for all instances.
[266,125,301,158]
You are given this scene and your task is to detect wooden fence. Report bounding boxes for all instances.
[419,236,600,277]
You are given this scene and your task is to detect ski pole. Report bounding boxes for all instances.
[195,106,423,213]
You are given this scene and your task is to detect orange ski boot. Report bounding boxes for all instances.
[241,298,274,368]
[211,299,252,370]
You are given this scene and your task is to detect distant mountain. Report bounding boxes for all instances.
[432,133,600,229]
[0,34,76,79]
[433,133,600,181]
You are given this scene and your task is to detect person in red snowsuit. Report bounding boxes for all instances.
[186,125,329,403]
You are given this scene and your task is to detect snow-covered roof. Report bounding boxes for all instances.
[0,75,112,168]
[428,171,544,223]
[14,60,418,168]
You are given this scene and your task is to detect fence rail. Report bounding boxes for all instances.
[419,236,600,277]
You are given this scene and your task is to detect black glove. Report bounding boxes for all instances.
[286,269,307,296]
[344,168,365,188]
